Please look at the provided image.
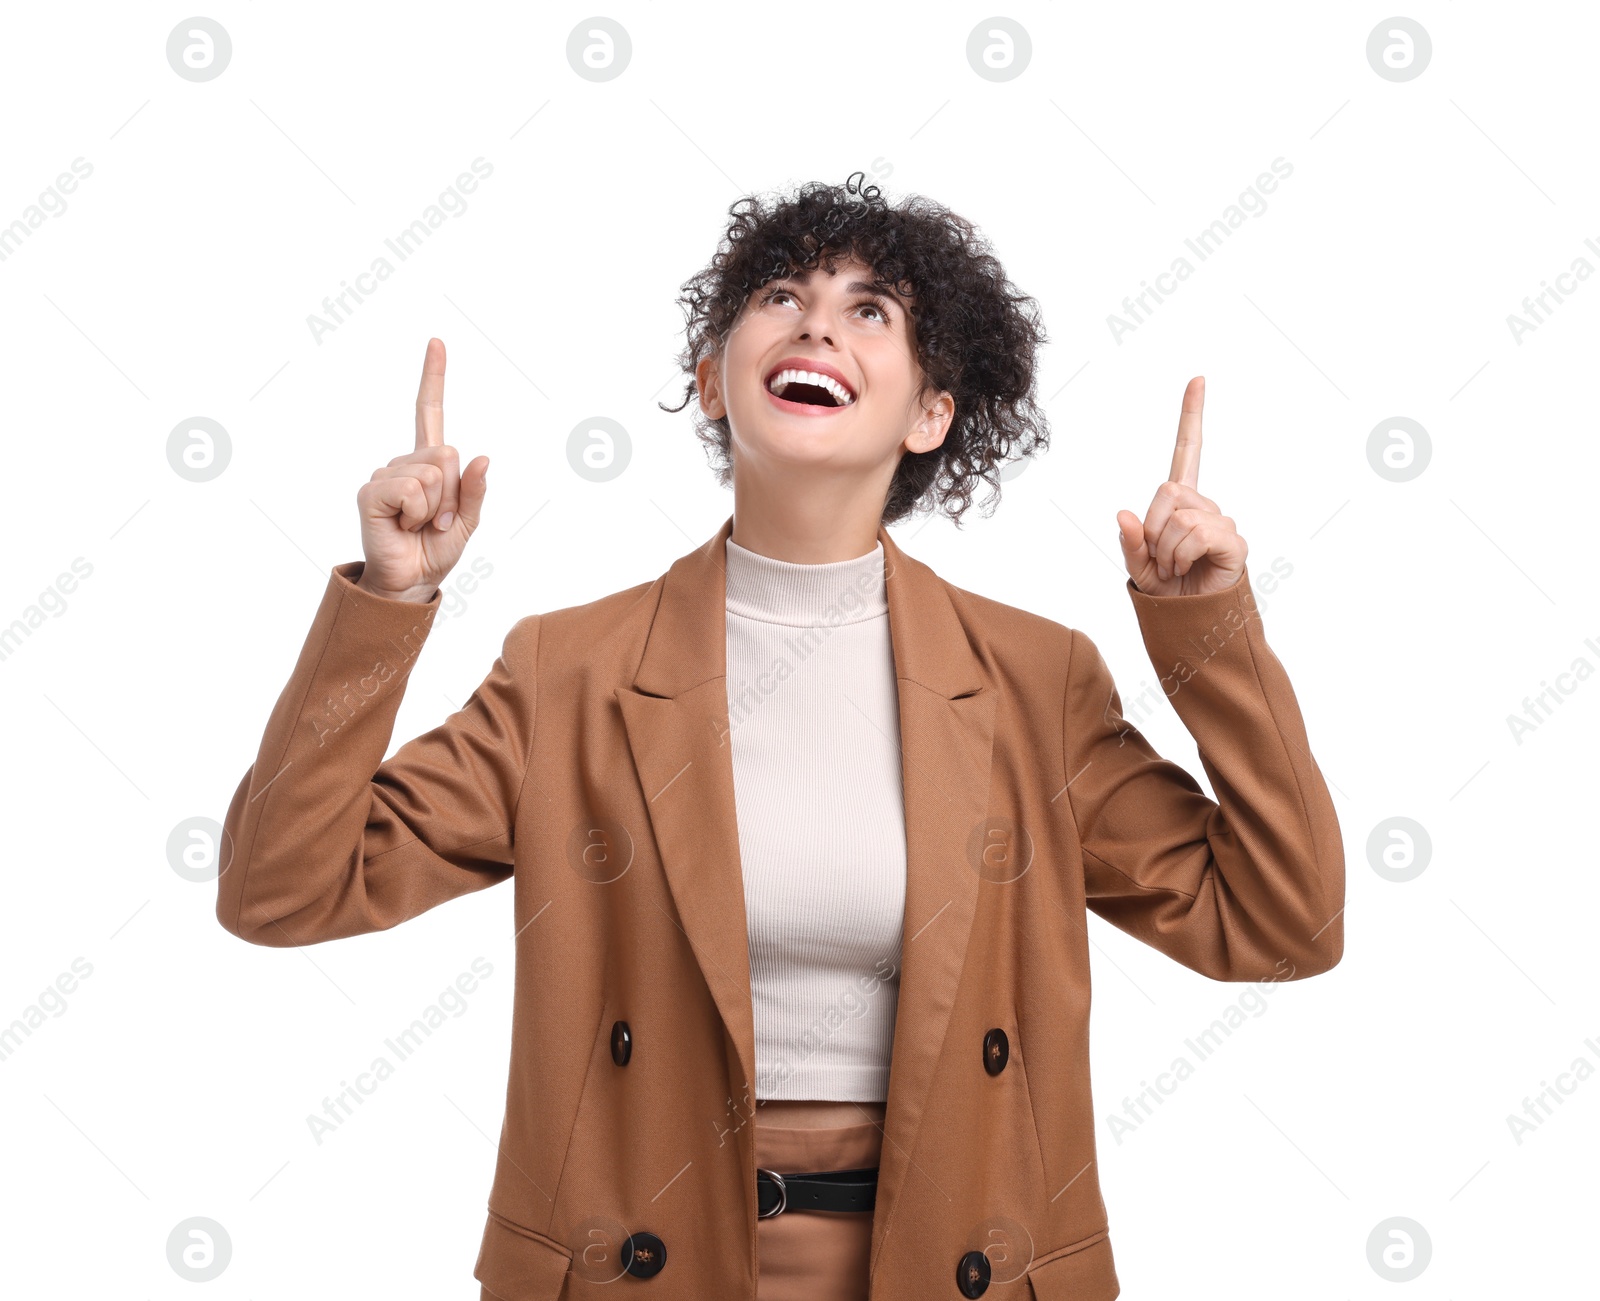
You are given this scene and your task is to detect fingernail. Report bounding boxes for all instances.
[437,511,454,530]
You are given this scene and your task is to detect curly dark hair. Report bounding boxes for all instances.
[659,171,1051,527]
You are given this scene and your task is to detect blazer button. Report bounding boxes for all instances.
[983,1028,1009,1076]
[611,1020,632,1066]
[623,1229,667,1278]
[956,1248,992,1297]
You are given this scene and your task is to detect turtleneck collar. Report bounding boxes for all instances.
[724,536,887,628]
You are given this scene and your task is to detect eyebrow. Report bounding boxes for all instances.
[772,269,908,302]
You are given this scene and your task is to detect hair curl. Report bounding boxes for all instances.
[659,171,1050,527]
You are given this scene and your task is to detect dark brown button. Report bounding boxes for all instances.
[957,1248,991,1296]
[611,1020,632,1066]
[623,1229,667,1278]
[983,1028,1009,1076]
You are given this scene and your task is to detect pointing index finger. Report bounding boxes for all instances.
[1168,375,1204,488]
[415,337,446,450]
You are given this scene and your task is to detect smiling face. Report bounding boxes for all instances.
[695,254,955,494]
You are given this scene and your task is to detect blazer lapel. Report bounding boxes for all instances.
[615,516,757,1112]
[870,524,996,1268]
[615,514,997,1262]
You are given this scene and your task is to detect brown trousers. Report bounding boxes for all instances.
[753,1111,886,1300]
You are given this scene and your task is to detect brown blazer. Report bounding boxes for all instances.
[217,512,1344,1300]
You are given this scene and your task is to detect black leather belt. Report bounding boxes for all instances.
[756,1166,878,1217]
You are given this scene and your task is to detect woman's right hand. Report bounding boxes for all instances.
[355,338,489,603]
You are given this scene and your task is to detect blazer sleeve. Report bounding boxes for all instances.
[216,560,540,947]
[1061,563,1344,981]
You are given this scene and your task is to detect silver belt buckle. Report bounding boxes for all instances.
[757,1168,788,1218]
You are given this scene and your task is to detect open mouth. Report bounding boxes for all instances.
[765,367,856,409]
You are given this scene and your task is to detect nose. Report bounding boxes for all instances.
[795,302,835,347]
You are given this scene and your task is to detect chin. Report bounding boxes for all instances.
[755,430,846,463]
[734,421,853,468]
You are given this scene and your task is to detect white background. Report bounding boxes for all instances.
[2,2,1595,1296]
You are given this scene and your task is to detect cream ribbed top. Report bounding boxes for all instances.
[724,535,907,1102]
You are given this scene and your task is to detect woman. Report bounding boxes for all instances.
[218,173,1343,1300]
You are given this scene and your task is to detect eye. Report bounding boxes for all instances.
[757,285,893,324]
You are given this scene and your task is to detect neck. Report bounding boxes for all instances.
[729,464,893,563]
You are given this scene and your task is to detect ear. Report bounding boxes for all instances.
[904,389,955,455]
[696,352,726,420]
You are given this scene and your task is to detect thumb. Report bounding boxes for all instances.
[455,455,490,533]
[1116,510,1146,565]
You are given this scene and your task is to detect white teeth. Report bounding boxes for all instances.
[768,368,855,406]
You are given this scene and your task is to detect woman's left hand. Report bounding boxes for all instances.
[1116,376,1248,597]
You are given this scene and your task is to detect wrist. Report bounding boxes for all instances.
[355,574,437,604]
